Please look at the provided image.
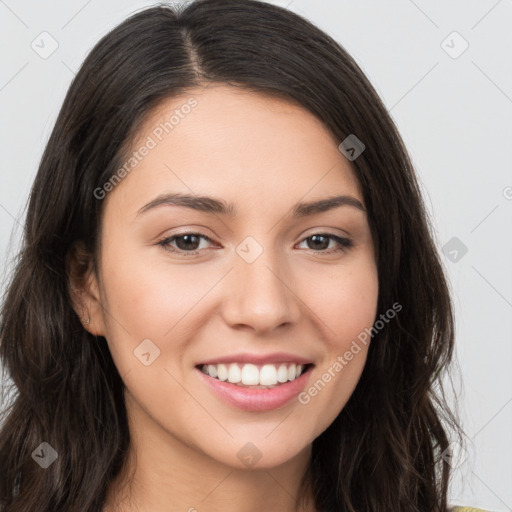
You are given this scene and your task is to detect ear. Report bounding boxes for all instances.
[66,240,106,336]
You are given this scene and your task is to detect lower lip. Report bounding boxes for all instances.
[195,365,313,412]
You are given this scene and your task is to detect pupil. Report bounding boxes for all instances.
[177,235,199,250]
[309,235,328,250]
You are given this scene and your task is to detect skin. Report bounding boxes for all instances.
[70,84,379,512]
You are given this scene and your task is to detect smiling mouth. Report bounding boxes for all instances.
[195,362,314,388]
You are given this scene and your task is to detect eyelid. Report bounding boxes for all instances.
[301,225,352,238]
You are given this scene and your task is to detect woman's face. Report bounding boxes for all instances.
[86,84,378,470]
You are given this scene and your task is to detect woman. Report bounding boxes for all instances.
[0,1,488,510]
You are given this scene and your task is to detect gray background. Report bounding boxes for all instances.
[1,0,511,509]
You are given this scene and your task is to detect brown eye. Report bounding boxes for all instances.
[173,234,202,251]
[298,233,353,253]
[157,233,214,255]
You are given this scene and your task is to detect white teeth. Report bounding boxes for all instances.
[200,362,309,386]
[277,364,288,383]
[207,364,218,378]
[228,363,241,383]
[217,363,228,381]
[288,363,296,380]
[260,364,277,385]
[241,364,259,385]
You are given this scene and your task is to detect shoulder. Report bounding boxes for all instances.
[450,507,493,512]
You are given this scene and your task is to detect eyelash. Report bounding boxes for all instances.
[156,232,354,257]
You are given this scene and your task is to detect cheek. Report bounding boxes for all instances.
[326,262,378,378]
[304,255,379,339]
[297,259,378,430]
[99,241,232,380]
[101,244,206,333]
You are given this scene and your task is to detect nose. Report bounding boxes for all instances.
[220,245,301,334]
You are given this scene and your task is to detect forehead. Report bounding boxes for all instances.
[105,84,363,218]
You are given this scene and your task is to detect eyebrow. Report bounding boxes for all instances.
[136,192,366,218]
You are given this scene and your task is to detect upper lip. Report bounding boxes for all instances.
[196,352,313,366]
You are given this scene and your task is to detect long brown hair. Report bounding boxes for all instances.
[0,1,463,510]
